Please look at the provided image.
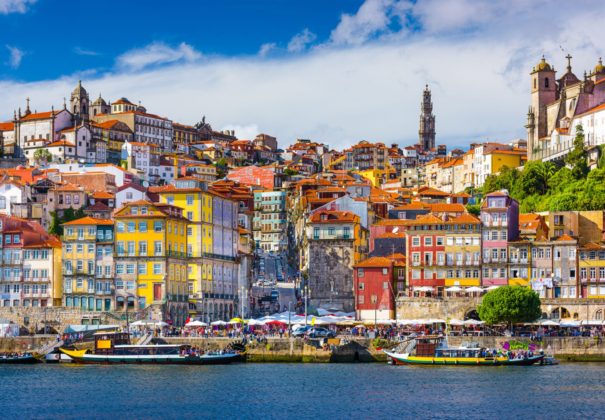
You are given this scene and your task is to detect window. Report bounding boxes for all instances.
[154,241,162,255]
[313,227,319,239]
[186,195,194,205]
[117,222,125,233]
[127,222,135,233]
[139,241,147,256]
[328,227,335,236]
[153,263,162,275]
[139,222,147,233]
[412,236,420,247]
[358,281,364,289]
[436,237,444,246]
[154,221,163,232]
[424,237,432,246]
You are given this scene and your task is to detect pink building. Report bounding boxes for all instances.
[480,191,519,286]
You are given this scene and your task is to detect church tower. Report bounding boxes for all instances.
[529,56,556,160]
[418,84,435,151]
[91,93,110,117]
[70,80,90,123]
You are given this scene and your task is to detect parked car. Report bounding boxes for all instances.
[307,327,336,339]
[292,326,312,337]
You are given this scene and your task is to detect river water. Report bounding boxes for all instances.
[2,363,604,419]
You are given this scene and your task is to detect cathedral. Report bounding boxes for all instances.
[526,55,605,162]
[418,84,435,152]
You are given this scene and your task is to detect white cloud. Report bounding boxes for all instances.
[6,45,23,69]
[2,1,605,152]
[116,42,201,71]
[258,43,277,57]
[330,0,401,46]
[287,29,317,53]
[74,47,100,56]
[220,124,260,141]
[0,0,35,14]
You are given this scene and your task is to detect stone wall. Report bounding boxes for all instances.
[395,297,605,320]
[308,240,355,312]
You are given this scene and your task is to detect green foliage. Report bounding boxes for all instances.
[598,145,605,169]
[49,207,86,236]
[48,211,61,235]
[283,168,299,176]
[482,142,605,212]
[478,286,541,325]
[215,158,228,178]
[565,125,589,179]
[33,148,52,164]
[465,203,480,216]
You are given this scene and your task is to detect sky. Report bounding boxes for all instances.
[1,0,605,150]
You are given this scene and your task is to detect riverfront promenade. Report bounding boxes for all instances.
[4,335,605,362]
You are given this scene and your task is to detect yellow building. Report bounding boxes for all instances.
[579,242,605,299]
[114,200,189,325]
[484,149,526,175]
[150,178,213,315]
[443,214,482,287]
[62,217,114,311]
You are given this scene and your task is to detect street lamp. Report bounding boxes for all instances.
[303,285,311,326]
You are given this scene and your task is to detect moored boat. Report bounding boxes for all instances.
[384,335,544,366]
[59,332,242,365]
[0,353,41,364]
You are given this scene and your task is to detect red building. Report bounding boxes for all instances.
[226,165,282,189]
[405,214,446,296]
[353,254,405,321]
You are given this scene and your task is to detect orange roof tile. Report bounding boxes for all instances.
[0,122,14,131]
[63,216,114,226]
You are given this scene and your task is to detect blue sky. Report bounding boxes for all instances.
[1,0,605,150]
[1,0,365,81]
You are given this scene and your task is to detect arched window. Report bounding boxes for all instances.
[596,310,603,320]
[534,78,537,89]
[545,77,550,88]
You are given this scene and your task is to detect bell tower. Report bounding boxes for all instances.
[70,80,90,123]
[529,56,556,159]
[418,84,435,151]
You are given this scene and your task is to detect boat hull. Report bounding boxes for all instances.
[0,355,41,364]
[59,348,241,365]
[385,351,543,366]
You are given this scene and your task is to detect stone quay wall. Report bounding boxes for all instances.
[396,297,605,321]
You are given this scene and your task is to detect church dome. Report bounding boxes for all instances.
[72,80,88,96]
[92,94,107,106]
[594,58,605,75]
[533,56,552,72]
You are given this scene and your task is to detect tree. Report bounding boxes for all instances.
[48,211,61,235]
[565,124,589,179]
[465,203,480,216]
[33,149,52,165]
[283,168,299,176]
[478,286,541,326]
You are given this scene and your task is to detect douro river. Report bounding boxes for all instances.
[1,363,603,419]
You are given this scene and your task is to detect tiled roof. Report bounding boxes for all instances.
[63,216,113,226]
[47,140,75,147]
[20,111,60,121]
[310,210,358,224]
[354,257,394,268]
[0,122,14,131]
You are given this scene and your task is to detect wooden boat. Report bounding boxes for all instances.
[59,332,241,365]
[0,353,41,364]
[384,335,544,366]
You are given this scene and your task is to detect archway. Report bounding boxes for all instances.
[464,309,480,321]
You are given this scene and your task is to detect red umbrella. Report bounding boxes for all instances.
[265,320,286,326]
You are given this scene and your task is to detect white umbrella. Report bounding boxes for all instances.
[485,285,500,290]
[445,286,464,292]
[581,320,604,326]
[466,286,484,293]
[247,319,264,326]
[185,320,208,327]
[448,319,464,326]
[210,320,227,326]
[414,286,433,292]
[463,319,485,325]
[560,320,580,327]
[540,320,559,326]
